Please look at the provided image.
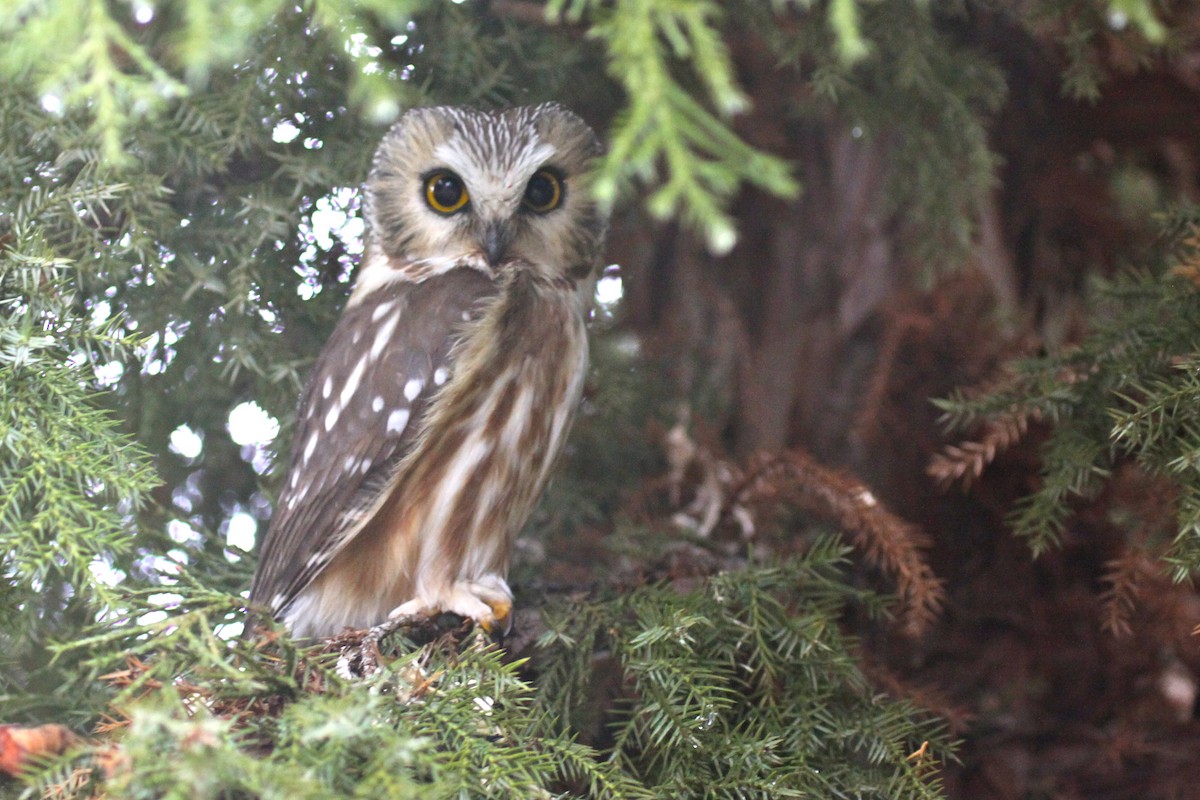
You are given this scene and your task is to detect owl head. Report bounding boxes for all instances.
[363,103,607,284]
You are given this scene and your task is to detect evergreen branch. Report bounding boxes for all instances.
[937,228,1200,571]
[927,409,1035,490]
[1098,548,1158,638]
[1166,494,1200,582]
[529,545,947,797]
[0,361,157,617]
[734,450,945,635]
[553,0,797,252]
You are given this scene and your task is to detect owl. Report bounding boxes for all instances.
[250,104,608,639]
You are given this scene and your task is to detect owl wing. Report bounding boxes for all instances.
[250,266,497,617]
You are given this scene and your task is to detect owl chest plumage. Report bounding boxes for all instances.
[276,268,588,636]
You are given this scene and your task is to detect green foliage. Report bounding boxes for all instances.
[553,0,798,252]
[0,86,161,720]
[538,538,946,798]
[761,0,1008,269]
[80,635,645,799]
[27,539,943,799]
[0,0,814,254]
[935,218,1200,575]
[1020,0,1170,100]
[0,356,158,724]
[8,0,1163,795]
[0,0,427,159]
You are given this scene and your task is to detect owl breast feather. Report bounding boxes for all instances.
[261,266,589,638]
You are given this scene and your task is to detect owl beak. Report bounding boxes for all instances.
[480,222,511,267]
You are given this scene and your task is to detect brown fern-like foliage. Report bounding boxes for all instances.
[927,408,1037,490]
[732,450,945,635]
[0,723,79,777]
[1098,548,1160,638]
[1168,229,1200,288]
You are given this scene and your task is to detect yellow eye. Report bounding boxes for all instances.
[424,171,469,214]
[523,169,562,213]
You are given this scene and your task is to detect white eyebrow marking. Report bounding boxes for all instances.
[432,138,556,199]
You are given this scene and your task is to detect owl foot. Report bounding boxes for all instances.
[388,575,514,635]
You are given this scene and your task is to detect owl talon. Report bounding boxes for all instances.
[388,575,513,635]
[478,598,512,636]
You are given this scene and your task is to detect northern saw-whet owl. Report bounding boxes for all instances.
[250,104,608,638]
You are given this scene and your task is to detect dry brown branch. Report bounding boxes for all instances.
[1169,229,1200,288]
[1099,548,1160,638]
[733,449,945,635]
[663,407,754,538]
[0,723,79,777]
[329,612,478,678]
[858,651,974,734]
[652,423,943,632]
[99,654,213,716]
[927,408,1036,490]
[853,312,935,442]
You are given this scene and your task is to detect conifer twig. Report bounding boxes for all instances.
[927,408,1036,490]
[1099,548,1158,638]
[732,449,945,635]
[331,613,478,678]
[853,311,934,442]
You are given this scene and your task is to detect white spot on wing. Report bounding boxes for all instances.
[434,367,449,386]
[303,431,318,462]
[325,403,340,431]
[339,355,370,406]
[371,299,396,322]
[370,312,400,359]
[322,376,332,399]
[403,377,423,401]
[387,408,410,434]
[372,396,384,412]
